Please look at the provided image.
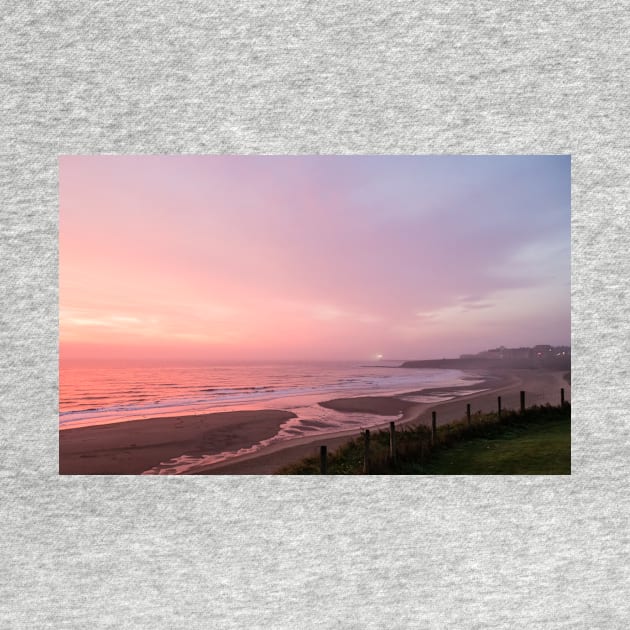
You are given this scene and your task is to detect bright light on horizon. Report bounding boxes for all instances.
[60,155,570,365]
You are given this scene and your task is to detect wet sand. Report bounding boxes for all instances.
[197,368,569,474]
[59,409,296,475]
[59,368,570,475]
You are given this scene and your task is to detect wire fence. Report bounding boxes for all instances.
[317,388,570,474]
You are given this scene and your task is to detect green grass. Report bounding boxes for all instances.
[402,415,570,474]
[277,404,571,475]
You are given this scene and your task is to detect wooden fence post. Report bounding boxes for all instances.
[561,388,565,406]
[497,396,502,419]
[320,445,327,474]
[431,411,437,445]
[389,421,396,465]
[466,403,471,425]
[520,390,525,413]
[363,429,370,474]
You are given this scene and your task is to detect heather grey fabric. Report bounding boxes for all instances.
[1,2,628,628]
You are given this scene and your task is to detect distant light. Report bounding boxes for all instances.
[376,354,383,360]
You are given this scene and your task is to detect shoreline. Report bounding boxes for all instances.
[195,368,569,474]
[59,364,482,432]
[59,367,569,475]
[59,409,296,475]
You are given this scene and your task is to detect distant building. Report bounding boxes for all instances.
[483,348,504,359]
[504,347,531,359]
[460,344,570,361]
[531,345,553,359]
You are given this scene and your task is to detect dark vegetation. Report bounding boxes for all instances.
[400,357,571,371]
[277,404,570,475]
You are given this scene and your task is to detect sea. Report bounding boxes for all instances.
[60,361,489,473]
[59,361,494,474]
[60,361,486,428]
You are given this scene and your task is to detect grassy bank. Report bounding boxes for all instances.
[277,404,571,475]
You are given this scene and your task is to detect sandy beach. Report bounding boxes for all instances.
[196,367,570,474]
[59,409,296,475]
[59,367,570,475]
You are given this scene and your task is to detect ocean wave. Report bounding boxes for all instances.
[200,386,276,393]
[60,365,484,430]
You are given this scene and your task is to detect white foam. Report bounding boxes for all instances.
[142,408,400,475]
[60,367,484,429]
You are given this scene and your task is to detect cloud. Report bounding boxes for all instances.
[60,155,570,360]
[312,305,347,321]
[67,317,116,328]
[110,315,142,323]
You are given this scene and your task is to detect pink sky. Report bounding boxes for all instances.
[60,155,570,364]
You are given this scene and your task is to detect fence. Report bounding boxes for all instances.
[317,388,569,474]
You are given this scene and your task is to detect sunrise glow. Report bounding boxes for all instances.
[60,155,570,365]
